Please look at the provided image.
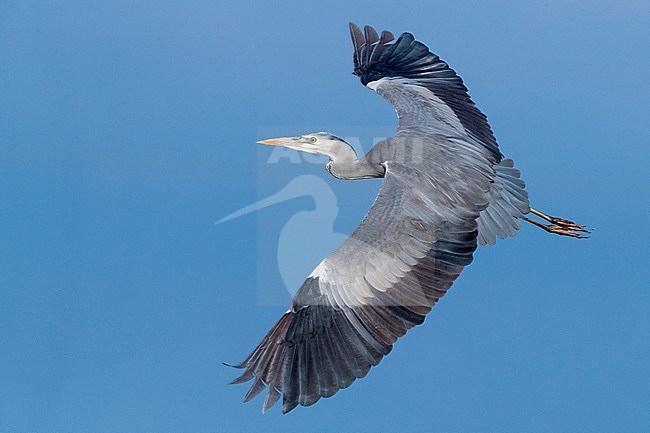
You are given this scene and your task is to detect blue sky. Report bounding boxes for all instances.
[1,1,649,432]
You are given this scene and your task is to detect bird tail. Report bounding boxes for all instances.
[477,158,530,245]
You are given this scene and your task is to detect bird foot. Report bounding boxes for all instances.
[524,209,590,239]
[544,222,590,239]
[546,216,589,233]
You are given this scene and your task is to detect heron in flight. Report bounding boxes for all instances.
[228,23,588,414]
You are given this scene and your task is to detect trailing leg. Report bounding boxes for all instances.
[524,208,589,239]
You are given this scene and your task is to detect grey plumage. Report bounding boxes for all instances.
[229,23,537,413]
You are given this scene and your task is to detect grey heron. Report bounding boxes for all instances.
[228,23,588,414]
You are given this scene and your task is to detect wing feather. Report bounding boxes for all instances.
[230,160,490,412]
[349,22,502,161]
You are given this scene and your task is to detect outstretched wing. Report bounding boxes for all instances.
[349,23,531,246]
[230,158,493,413]
[349,23,502,162]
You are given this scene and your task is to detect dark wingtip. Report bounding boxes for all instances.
[349,22,365,75]
[363,25,379,43]
[348,22,363,43]
[242,378,266,403]
[381,29,395,42]
[282,400,298,414]
[223,360,247,369]
[262,387,281,414]
[229,368,255,385]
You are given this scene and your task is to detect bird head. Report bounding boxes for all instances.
[257,132,351,158]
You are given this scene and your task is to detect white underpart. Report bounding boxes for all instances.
[308,259,329,281]
[366,79,384,91]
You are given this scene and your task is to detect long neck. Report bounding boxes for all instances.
[325,142,384,180]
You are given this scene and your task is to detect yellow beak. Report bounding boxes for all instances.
[256,137,297,147]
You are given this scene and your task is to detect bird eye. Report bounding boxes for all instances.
[309,137,317,143]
